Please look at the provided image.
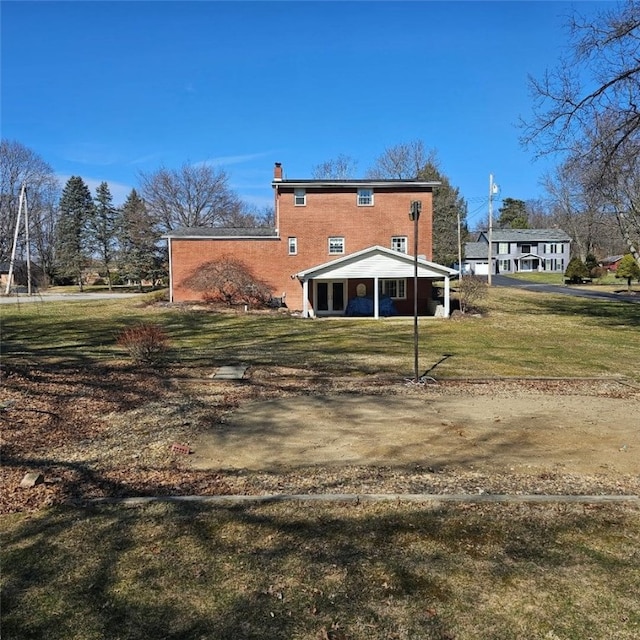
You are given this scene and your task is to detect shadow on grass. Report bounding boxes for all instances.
[522,295,640,327]
[2,501,638,640]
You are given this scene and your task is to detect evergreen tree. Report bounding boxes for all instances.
[565,256,589,284]
[417,162,468,267]
[615,254,640,291]
[55,176,94,290]
[497,198,529,229]
[117,189,159,290]
[91,181,117,290]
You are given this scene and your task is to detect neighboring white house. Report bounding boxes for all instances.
[464,229,572,276]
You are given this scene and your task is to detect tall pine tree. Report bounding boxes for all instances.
[55,176,94,290]
[91,182,117,290]
[417,162,468,267]
[117,189,159,290]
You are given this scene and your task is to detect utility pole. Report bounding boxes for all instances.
[487,174,497,286]
[5,183,29,296]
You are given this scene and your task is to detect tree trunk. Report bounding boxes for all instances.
[616,210,640,269]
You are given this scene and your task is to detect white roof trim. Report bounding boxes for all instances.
[295,245,458,280]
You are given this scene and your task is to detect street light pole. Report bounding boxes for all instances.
[410,200,422,383]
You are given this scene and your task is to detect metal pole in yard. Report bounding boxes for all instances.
[410,201,422,383]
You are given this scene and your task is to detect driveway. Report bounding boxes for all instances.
[0,292,144,304]
[491,274,640,303]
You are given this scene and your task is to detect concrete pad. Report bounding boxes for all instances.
[210,365,248,380]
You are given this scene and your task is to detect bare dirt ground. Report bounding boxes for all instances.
[189,391,639,475]
[2,363,639,514]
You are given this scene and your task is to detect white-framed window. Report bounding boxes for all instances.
[294,188,306,206]
[391,236,408,253]
[544,243,563,254]
[288,237,297,255]
[328,237,345,255]
[379,278,406,299]
[357,188,374,206]
[498,242,509,254]
[499,259,510,272]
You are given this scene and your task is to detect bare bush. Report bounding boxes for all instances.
[458,276,488,313]
[117,323,169,364]
[182,256,273,307]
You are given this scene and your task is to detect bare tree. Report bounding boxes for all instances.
[0,140,59,282]
[138,163,242,232]
[366,140,437,179]
[367,142,467,265]
[522,1,640,265]
[312,154,358,179]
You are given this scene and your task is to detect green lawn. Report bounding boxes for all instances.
[2,286,639,380]
[2,288,640,639]
[2,501,639,640]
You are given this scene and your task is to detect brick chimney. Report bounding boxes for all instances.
[273,162,283,181]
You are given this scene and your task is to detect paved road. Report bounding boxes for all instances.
[0,292,145,304]
[491,274,640,304]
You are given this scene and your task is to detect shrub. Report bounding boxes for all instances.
[458,275,488,313]
[117,323,169,364]
[615,254,640,290]
[182,256,273,307]
[565,257,589,283]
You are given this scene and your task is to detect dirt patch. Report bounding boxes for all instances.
[2,362,639,513]
[189,392,639,475]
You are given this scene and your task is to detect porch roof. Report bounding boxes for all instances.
[295,245,458,281]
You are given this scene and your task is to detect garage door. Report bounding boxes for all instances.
[473,263,489,275]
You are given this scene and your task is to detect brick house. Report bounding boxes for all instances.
[166,163,457,317]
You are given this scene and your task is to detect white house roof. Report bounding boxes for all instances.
[295,245,458,280]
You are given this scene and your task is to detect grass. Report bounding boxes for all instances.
[2,286,639,380]
[2,501,640,640]
[2,288,640,639]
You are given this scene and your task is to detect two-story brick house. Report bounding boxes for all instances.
[463,229,572,276]
[166,163,457,317]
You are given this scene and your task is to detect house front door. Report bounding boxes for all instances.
[315,281,345,314]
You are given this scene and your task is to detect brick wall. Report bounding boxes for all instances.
[170,184,434,312]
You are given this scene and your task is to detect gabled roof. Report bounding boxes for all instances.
[295,245,458,280]
[477,228,572,243]
[163,226,278,239]
[463,242,489,260]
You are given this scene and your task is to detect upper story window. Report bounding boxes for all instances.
[328,237,345,255]
[521,244,532,253]
[498,242,509,254]
[391,236,408,253]
[294,189,306,206]
[288,237,298,255]
[357,188,374,206]
[544,243,563,254]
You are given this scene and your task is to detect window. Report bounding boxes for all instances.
[357,188,374,206]
[379,278,406,299]
[328,237,345,254]
[520,244,532,254]
[499,259,511,272]
[288,237,297,255]
[498,242,509,254]
[544,243,563,254]
[294,189,306,206]
[391,236,408,253]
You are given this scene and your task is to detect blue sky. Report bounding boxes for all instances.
[2,1,606,227]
